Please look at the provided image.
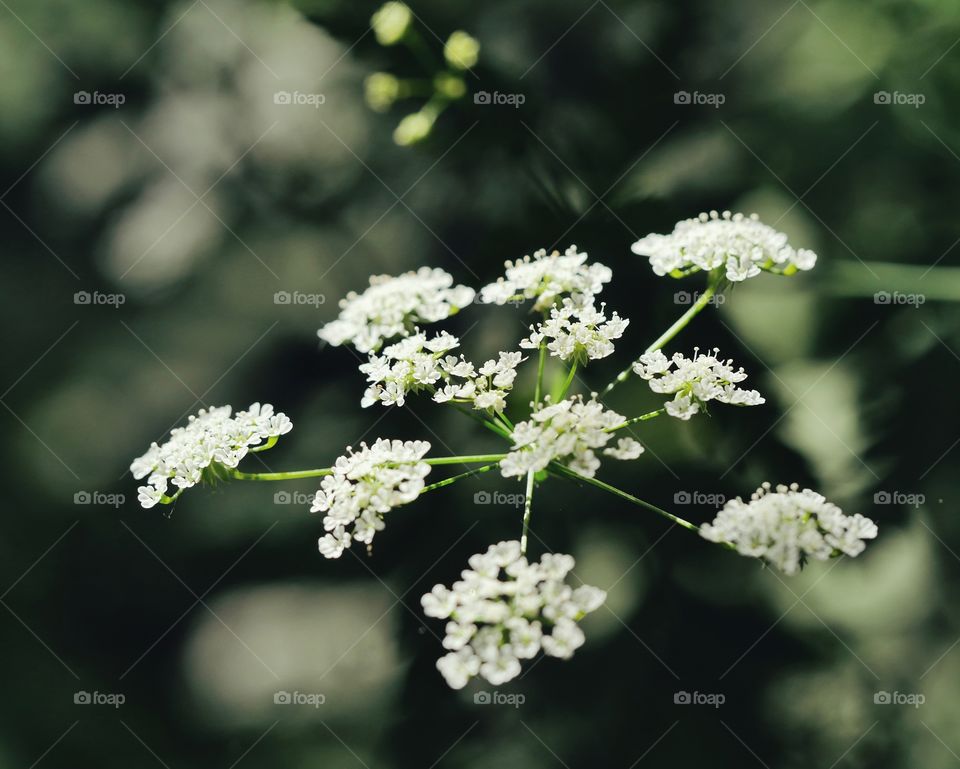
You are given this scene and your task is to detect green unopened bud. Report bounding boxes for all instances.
[365,72,401,112]
[371,2,412,46]
[393,111,434,146]
[444,30,480,70]
[434,72,466,100]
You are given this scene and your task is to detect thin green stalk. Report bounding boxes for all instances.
[606,409,665,432]
[230,454,506,482]
[520,469,536,555]
[557,360,578,399]
[425,454,507,465]
[602,276,722,397]
[548,463,699,533]
[449,403,513,440]
[421,464,496,494]
[534,344,547,404]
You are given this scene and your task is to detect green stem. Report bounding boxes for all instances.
[557,360,578,399]
[229,454,506,482]
[602,274,723,397]
[534,344,546,404]
[520,469,536,555]
[449,403,513,440]
[606,409,665,432]
[548,463,699,533]
[421,464,496,494]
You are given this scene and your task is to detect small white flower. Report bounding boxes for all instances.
[480,245,612,311]
[311,439,431,558]
[631,210,817,282]
[634,348,764,420]
[521,298,629,362]
[700,482,878,575]
[501,395,641,479]
[318,268,475,353]
[130,403,292,509]
[422,541,606,688]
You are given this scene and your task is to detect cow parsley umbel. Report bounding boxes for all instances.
[700,483,878,575]
[133,210,877,693]
[421,541,606,688]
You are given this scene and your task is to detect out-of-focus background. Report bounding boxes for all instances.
[2,0,959,766]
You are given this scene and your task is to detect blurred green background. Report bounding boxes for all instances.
[2,0,959,766]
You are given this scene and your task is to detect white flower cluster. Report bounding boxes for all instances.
[521,298,629,362]
[634,348,764,420]
[700,483,878,575]
[501,395,643,479]
[631,210,817,282]
[313,439,431,559]
[131,404,292,509]
[359,331,523,412]
[318,268,475,353]
[480,245,612,311]
[421,540,606,688]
